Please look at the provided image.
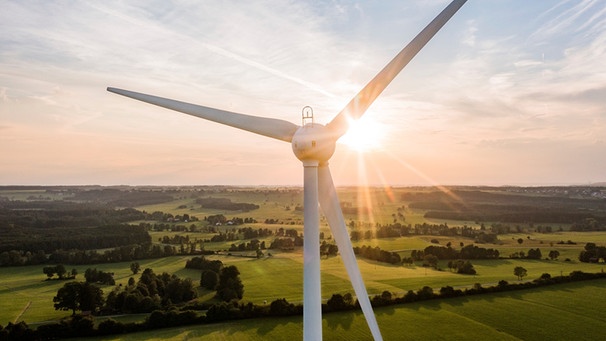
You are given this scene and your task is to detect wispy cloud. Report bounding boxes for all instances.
[0,0,604,185]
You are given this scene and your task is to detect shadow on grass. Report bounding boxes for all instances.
[325,310,355,331]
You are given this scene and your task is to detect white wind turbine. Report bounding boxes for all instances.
[108,1,467,340]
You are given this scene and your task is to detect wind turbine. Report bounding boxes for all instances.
[108,1,467,340]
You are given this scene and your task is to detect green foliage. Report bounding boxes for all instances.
[579,242,606,262]
[53,282,104,315]
[130,262,141,275]
[43,264,71,279]
[0,224,151,256]
[514,266,528,280]
[201,270,219,290]
[217,266,244,301]
[406,188,606,224]
[185,256,223,273]
[354,245,401,264]
[84,268,115,285]
[197,197,259,212]
[448,260,477,275]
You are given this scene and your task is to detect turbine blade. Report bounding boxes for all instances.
[107,87,299,142]
[326,0,467,138]
[317,164,383,341]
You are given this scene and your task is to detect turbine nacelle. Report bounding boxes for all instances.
[291,123,336,164]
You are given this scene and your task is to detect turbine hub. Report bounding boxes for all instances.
[291,123,336,163]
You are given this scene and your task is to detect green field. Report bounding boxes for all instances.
[2,185,606,339]
[86,279,606,341]
[3,239,605,328]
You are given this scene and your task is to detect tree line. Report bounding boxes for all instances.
[579,242,606,263]
[3,270,605,340]
[196,197,259,212]
[348,222,500,244]
[404,189,606,225]
[0,223,151,254]
[0,241,195,267]
[412,244,500,262]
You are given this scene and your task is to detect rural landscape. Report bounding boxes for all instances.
[1,184,606,340]
[3,1,606,340]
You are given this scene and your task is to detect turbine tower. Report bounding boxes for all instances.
[108,1,467,339]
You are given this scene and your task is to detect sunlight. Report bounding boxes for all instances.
[338,115,386,153]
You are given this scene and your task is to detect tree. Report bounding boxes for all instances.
[56,264,67,279]
[216,266,244,301]
[517,238,524,245]
[54,282,80,315]
[201,270,219,290]
[548,250,560,260]
[130,262,141,275]
[53,282,104,315]
[514,266,527,281]
[423,254,439,269]
[79,282,104,313]
[43,266,56,279]
[326,294,349,311]
[527,248,542,259]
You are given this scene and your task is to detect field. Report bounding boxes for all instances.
[1,185,606,339]
[87,279,606,341]
[2,240,605,328]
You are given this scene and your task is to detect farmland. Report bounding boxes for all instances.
[1,185,606,339]
[85,279,606,341]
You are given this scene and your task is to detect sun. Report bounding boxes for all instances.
[338,116,385,152]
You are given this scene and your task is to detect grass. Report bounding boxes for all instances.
[88,279,606,340]
[4,186,606,336]
[4,237,606,327]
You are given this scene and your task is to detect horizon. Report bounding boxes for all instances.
[2,182,606,189]
[1,1,605,186]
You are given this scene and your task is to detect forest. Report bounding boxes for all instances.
[404,188,606,224]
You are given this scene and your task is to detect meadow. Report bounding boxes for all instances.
[2,185,606,339]
[2,236,605,327]
[87,279,606,341]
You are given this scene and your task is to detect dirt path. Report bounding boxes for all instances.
[14,301,31,323]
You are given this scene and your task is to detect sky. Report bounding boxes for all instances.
[1,0,605,186]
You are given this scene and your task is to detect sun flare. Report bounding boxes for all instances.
[338,116,386,152]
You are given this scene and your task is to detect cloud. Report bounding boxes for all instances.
[0,0,604,185]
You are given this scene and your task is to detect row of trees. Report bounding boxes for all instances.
[84,268,115,285]
[1,241,201,267]
[0,224,151,255]
[43,264,77,280]
[353,245,402,265]
[347,222,500,244]
[4,270,604,340]
[196,198,259,212]
[579,242,606,262]
[411,244,500,262]
[270,237,303,250]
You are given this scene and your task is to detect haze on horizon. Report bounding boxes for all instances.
[1,0,605,187]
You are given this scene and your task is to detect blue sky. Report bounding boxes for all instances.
[1,0,605,186]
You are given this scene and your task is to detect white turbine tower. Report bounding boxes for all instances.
[108,1,467,340]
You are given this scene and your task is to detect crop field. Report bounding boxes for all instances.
[87,279,606,341]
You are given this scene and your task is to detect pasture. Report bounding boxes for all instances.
[2,185,606,339]
[88,279,606,341]
[2,237,605,327]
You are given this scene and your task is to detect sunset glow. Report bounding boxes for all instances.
[339,116,386,153]
[0,1,605,186]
